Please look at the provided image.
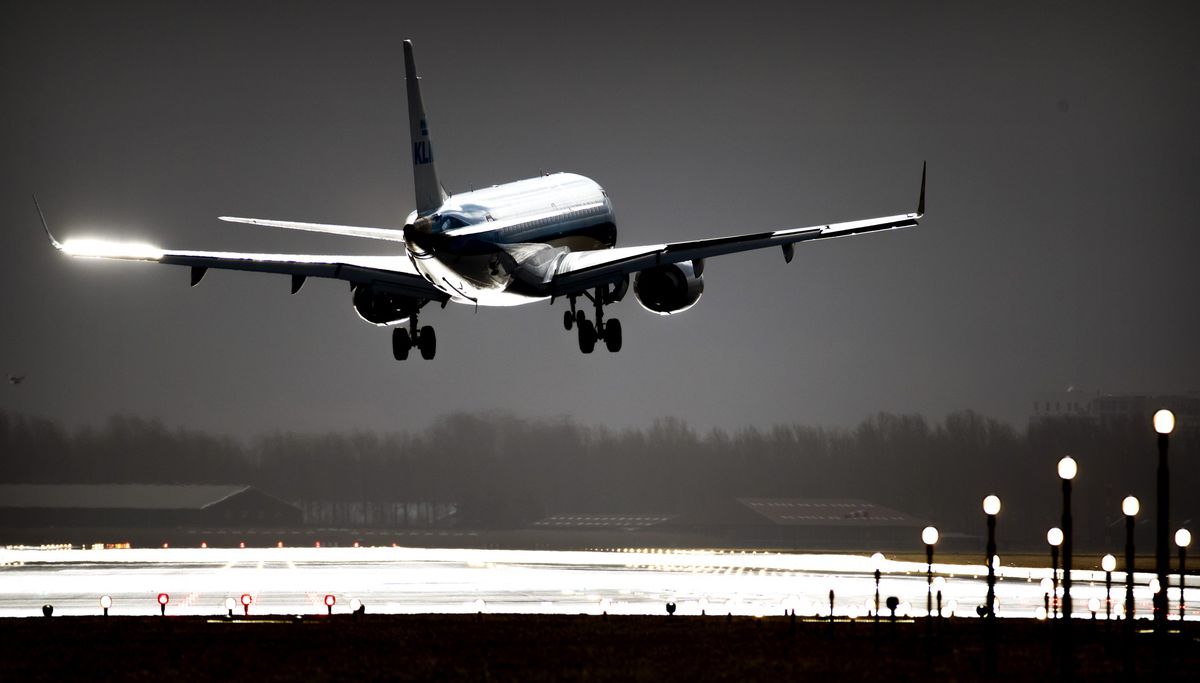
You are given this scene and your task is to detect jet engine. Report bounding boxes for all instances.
[352,286,425,326]
[633,262,704,315]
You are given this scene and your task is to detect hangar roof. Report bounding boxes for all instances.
[0,484,255,510]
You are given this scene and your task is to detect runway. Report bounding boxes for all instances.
[0,545,1185,620]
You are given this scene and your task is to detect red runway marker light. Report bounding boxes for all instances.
[157,593,169,616]
[314,541,321,548]
[200,541,208,549]
[324,594,336,615]
[239,542,246,549]
[162,543,169,549]
[241,593,252,616]
[276,541,284,548]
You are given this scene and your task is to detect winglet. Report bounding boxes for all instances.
[32,194,63,249]
[917,161,926,217]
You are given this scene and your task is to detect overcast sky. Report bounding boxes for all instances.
[2,1,1198,437]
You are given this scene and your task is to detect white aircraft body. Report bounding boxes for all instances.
[40,40,924,360]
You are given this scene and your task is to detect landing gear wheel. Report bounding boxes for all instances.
[575,310,586,326]
[604,318,622,353]
[563,310,574,331]
[392,328,411,361]
[578,320,596,354]
[418,326,437,360]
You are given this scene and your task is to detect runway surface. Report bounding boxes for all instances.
[0,545,1189,620]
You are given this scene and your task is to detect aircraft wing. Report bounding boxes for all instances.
[547,164,925,296]
[37,205,446,301]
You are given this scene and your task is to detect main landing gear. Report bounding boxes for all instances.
[563,281,626,354]
[392,315,436,361]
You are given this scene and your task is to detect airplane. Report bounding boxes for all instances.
[38,40,924,361]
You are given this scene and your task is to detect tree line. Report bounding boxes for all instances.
[0,409,1193,549]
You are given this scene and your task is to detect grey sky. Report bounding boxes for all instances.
[2,1,1198,436]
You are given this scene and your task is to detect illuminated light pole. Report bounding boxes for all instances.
[871,551,884,622]
[225,597,236,618]
[1058,456,1077,620]
[99,595,111,617]
[932,577,947,617]
[982,495,1001,677]
[922,526,939,620]
[1153,409,1174,628]
[874,569,882,622]
[1048,527,1063,619]
[325,594,336,616]
[983,495,1001,620]
[1102,554,1117,620]
[157,592,169,617]
[1177,528,1191,621]
[1123,496,1140,622]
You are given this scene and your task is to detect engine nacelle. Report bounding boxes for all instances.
[633,262,704,315]
[352,286,425,326]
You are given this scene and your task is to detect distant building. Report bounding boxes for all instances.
[0,484,301,528]
[666,497,927,548]
[1031,387,1094,421]
[531,513,676,532]
[296,500,458,528]
[1031,388,1200,433]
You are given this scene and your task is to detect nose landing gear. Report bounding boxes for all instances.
[392,315,436,361]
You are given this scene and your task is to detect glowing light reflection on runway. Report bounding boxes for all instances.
[0,546,1186,619]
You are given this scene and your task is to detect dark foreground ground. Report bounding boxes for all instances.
[1,614,1197,682]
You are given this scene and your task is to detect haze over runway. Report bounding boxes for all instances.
[2,2,1198,435]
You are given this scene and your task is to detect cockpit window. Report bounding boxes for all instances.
[434,214,470,231]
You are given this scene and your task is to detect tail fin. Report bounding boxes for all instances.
[404,40,448,216]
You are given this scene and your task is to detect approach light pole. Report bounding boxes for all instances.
[922,526,939,620]
[872,551,883,623]
[1154,409,1174,628]
[1048,527,1063,620]
[1123,496,1140,622]
[1177,528,1192,621]
[982,495,1001,619]
[1058,456,1077,620]
[1102,553,1116,620]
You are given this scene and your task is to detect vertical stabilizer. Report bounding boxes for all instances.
[404,40,448,215]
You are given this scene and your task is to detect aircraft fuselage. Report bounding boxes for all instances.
[402,172,616,306]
